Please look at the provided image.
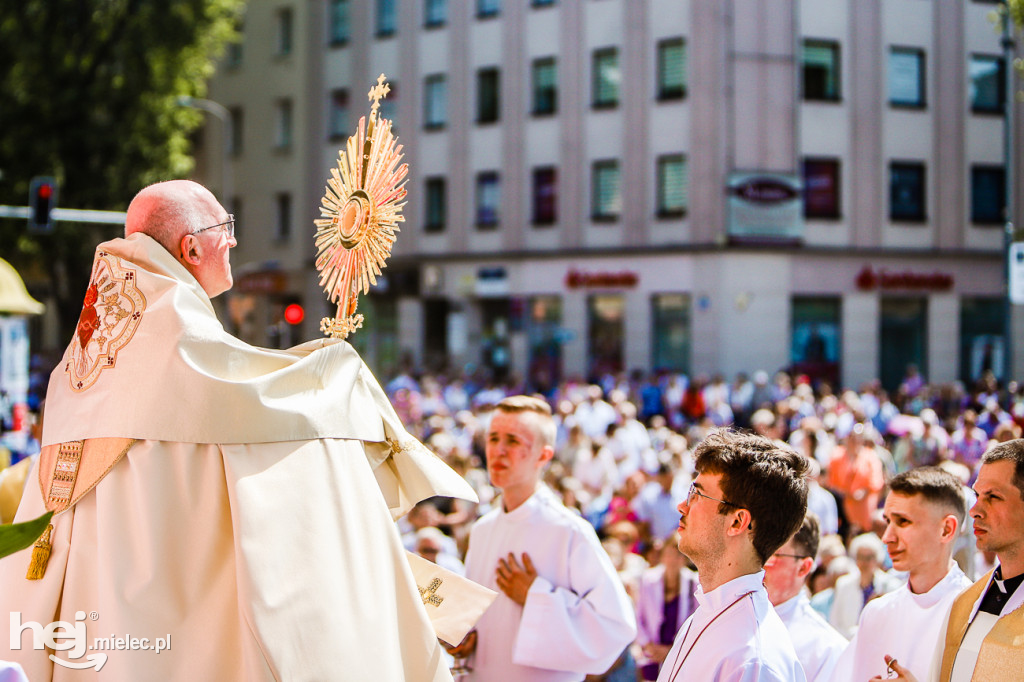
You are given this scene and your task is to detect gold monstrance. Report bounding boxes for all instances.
[315,74,408,339]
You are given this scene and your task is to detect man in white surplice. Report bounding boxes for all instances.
[453,396,636,681]
[763,513,846,682]
[0,180,477,681]
[833,466,971,682]
[657,430,808,682]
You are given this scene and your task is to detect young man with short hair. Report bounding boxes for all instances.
[657,429,809,681]
[834,466,971,682]
[456,395,636,681]
[764,513,846,682]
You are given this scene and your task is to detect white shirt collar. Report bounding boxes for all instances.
[695,570,765,614]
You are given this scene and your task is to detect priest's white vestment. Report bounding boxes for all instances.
[0,234,477,681]
[832,562,971,682]
[463,485,636,681]
[656,571,806,682]
[773,592,845,682]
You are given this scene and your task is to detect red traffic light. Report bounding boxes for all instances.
[37,183,53,200]
[283,303,305,325]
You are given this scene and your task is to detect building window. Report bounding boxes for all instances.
[328,89,349,140]
[476,172,500,228]
[329,0,349,45]
[889,47,926,108]
[961,297,1006,384]
[380,81,397,127]
[478,0,500,18]
[275,193,292,241]
[970,55,1005,113]
[533,167,558,225]
[377,0,396,37]
[226,24,244,68]
[477,67,500,124]
[791,297,841,387]
[229,197,242,240]
[657,38,687,100]
[971,165,1005,225]
[527,296,563,387]
[592,48,620,108]
[425,0,446,27]
[275,99,293,150]
[229,106,244,156]
[802,40,840,101]
[532,57,558,115]
[276,8,293,56]
[652,294,691,373]
[656,154,688,217]
[424,74,447,129]
[532,0,556,6]
[425,177,446,232]
[592,159,621,221]
[588,294,625,377]
[890,161,926,222]
[802,158,841,219]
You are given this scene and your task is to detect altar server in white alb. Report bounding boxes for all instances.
[763,513,846,682]
[833,466,971,682]
[0,180,477,681]
[884,440,1024,682]
[657,429,808,682]
[455,395,636,681]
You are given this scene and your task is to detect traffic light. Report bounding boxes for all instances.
[28,176,57,234]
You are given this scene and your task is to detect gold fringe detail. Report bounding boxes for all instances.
[26,524,53,580]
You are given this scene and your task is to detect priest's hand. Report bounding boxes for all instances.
[496,552,537,606]
[868,655,919,682]
[444,630,477,657]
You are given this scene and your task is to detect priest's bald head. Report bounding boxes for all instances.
[126,180,237,298]
[677,429,808,592]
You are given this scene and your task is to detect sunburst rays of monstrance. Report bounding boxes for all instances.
[315,74,408,339]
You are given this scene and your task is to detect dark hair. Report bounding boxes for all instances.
[693,429,809,564]
[981,439,1024,501]
[888,466,967,523]
[791,512,821,560]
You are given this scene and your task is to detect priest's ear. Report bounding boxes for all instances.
[179,233,202,266]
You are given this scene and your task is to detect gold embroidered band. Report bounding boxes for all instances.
[47,440,83,512]
[419,577,445,607]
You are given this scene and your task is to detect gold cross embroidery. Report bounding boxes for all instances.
[419,577,444,607]
[368,74,391,117]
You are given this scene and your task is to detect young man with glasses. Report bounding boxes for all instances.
[0,180,478,680]
[764,513,846,682]
[833,466,970,682]
[657,429,809,681]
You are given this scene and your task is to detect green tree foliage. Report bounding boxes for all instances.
[0,0,243,342]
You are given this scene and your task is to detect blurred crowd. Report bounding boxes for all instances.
[391,364,1022,679]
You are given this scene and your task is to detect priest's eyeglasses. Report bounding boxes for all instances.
[686,482,738,508]
[194,215,235,239]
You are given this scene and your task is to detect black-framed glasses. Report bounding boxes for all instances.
[686,481,738,508]
[194,215,235,239]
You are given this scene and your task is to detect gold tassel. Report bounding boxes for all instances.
[26,524,53,580]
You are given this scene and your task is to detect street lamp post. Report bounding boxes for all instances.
[178,96,233,206]
[1003,4,1016,383]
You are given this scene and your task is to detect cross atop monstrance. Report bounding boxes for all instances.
[368,73,391,117]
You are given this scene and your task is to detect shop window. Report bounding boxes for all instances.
[802,40,840,101]
[588,294,624,379]
[802,158,841,219]
[960,297,1006,383]
[652,294,691,373]
[528,296,563,389]
[880,297,927,392]
[791,297,841,386]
